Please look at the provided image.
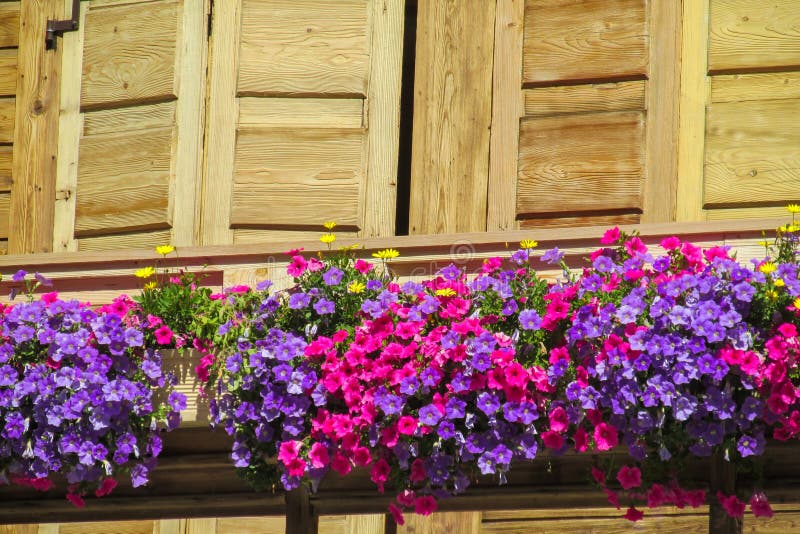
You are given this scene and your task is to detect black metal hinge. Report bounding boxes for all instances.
[45,0,81,50]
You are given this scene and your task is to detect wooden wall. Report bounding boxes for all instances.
[0,1,18,253]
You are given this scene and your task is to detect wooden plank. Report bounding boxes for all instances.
[484,507,710,521]
[676,0,710,222]
[186,519,217,534]
[233,228,358,246]
[238,0,370,96]
[59,521,155,534]
[216,517,285,534]
[0,49,17,97]
[0,526,37,534]
[231,128,363,228]
[516,111,644,216]
[0,2,19,48]
[480,514,708,533]
[712,72,800,103]
[75,129,172,236]
[642,0,682,223]
[82,101,175,137]
[409,0,495,234]
[519,212,640,230]
[399,511,481,534]
[704,99,800,208]
[237,97,363,129]
[80,0,179,109]
[53,0,86,253]
[77,230,173,252]
[709,0,800,73]
[362,0,404,237]
[0,96,14,143]
[0,191,10,238]
[171,0,209,247]
[706,205,793,221]
[522,0,648,85]
[200,0,240,245]
[523,80,645,117]
[487,0,524,232]
[155,519,186,534]
[0,144,12,191]
[9,0,61,254]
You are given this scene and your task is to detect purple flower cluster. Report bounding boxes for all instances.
[0,292,184,501]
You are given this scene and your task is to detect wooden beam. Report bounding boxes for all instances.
[642,0,682,223]
[8,0,62,254]
[285,486,318,534]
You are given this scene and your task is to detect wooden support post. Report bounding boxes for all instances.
[709,451,743,534]
[285,486,318,534]
[9,0,63,254]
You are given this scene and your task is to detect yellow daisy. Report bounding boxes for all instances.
[759,262,777,275]
[787,204,800,214]
[135,266,155,279]
[155,245,175,256]
[435,288,456,297]
[348,280,365,294]
[144,281,158,290]
[519,239,538,250]
[794,297,800,310]
[775,278,786,288]
[320,233,336,245]
[323,221,337,230]
[766,289,778,300]
[372,248,400,260]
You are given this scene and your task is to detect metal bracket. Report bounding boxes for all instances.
[45,0,81,50]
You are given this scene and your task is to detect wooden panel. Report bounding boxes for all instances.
[0,2,19,48]
[9,0,61,254]
[83,101,176,136]
[0,96,14,143]
[520,212,640,229]
[481,514,707,533]
[231,128,363,228]
[361,0,404,237]
[0,49,17,97]
[234,229,358,245]
[712,72,800,103]
[77,230,173,252]
[709,0,800,73]
[487,0,524,232]
[0,191,9,238]
[238,0,370,96]
[517,111,644,216]
[217,516,284,534]
[409,0,495,234]
[400,511,481,534]
[76,129,172,236]
[81,0,179,108]
[522,0,648,85]
[0,143,11,191]
[238,97,363,129]
[185,519,216,534]
[59,521,155,534]
[706,205,793,221]
[676,0,710,222]
[523,80,645,117]
[704,99,800,208]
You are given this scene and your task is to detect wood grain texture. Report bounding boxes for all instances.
[9,0,61,254]
[231,128,364,228]
[58,521,155,534]
[238,97,363,129]
[233,228,358,246]
[216,517,285,534]
[0,2,19,48]
[481,514,708,533]
[523,80,645,117]
[709,0,800,73]
[409,0,495,234]
[712,72,800,103]
[704,99,800,208]
[0,144,12,191]
[82,101,175,137]
[81,0,179,109]
[52,0,86,253]
[399,511,481,534]
[519,212,640,229]
[76,230,173,252]
[362,0,404,238]
[75,129,172,236]
[185,518,217,534]
[0,49,17,97]
[676,0,710,222]
[0,96,14,143]
[238,0,370,96]
[517,111,644,216]
[171,0,209,247]
[487,0,524,232]
[0,191,10,238]
[200,0,240,245]
[522,0,648,85]
[642,0,682,223]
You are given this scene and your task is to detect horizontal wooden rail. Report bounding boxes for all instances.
[0,218,785,304]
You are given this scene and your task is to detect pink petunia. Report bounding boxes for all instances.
[414,495,438,516]
[594,422,619,451]
[287,255,308,277]
[660,236,681,251]
[591,466,606,486]
[717,491,746,518]
[573,426,588,452]
[354,259,374,273]
[548,407,569,432]
[388,503,405,525]
[410,458,427,482]
[541,430,564,450]
[154,325,174,345]
[66,492,86,508]
[370,459,391,493]
[397,416,417,435]
[623,506,644,522]
[616,465,642,490]
[308,443,330,469]
[95,477,118,497]
[600,227,621,245]
[749,491,774,518]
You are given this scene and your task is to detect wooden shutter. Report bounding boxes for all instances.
[488,0,681,230]
[52,0,208,251]
[200,0,404,246]
[678,0,800,221]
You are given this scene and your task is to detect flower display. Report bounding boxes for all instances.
[0,275,185,505]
